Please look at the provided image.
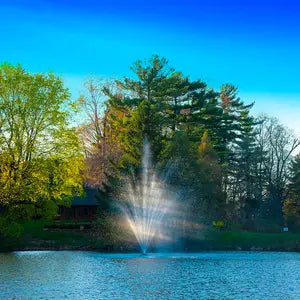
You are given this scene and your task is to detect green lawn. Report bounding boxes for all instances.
[0,220,88,251]
[1,220,300,252]
[197,229,300,251]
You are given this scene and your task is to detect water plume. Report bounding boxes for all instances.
[122,141,174,254]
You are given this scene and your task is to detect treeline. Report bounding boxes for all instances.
[0,56,300,237]
[79,55,300,232]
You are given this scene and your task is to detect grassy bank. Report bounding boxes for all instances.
[0,220,88,252]
[185,229,300,251]
[1,219,300,252]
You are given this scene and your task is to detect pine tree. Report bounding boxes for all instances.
[231,118,261,222]
[288,154,300,199]
[198,130,225,220]
[283,155,300,231]
[217,84,256,219]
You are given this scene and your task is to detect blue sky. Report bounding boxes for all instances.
[1,0,300,133]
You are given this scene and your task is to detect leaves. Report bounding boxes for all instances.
[0,64,84,236]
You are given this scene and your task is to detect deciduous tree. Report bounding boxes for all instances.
[0,64,83,236]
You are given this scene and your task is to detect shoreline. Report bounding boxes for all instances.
[2,244,299,253]
[1,220,299,253]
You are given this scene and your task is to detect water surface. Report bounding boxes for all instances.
[0,251,299,299]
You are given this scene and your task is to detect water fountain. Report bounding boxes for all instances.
[122,141,174,254]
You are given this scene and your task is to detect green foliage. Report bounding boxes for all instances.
[203,229,300,250]
[0,64,84,236]
[197,131,225,219]
[0,219,88,251]
[8,204,36,220]
[2,55,297,240]
[283,199,298,228]
[106,56,173,168]
[37,200,58,220]
[0,216,24,237]
[283,154,300,231]
[162,132,200,213]
[102,55,297,227]
[212,220,225,230]
[288,154,300,201]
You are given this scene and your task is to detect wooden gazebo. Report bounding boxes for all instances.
[57,188,99,222]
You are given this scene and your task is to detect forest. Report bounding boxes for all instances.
[0,55,300,238]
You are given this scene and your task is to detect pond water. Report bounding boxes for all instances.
[0,251,299,299]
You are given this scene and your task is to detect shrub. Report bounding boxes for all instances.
[212,220,225,230]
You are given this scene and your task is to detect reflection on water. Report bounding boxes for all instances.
[0,251,299,299]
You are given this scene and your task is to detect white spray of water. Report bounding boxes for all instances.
[122,141,173,254]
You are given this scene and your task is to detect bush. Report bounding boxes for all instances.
[212,220,225,230]
[37,200,58,219]
[0,217,23,237]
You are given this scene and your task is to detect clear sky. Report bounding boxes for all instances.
[1,0,300,134]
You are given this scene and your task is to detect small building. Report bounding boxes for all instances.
[57,188,99,222]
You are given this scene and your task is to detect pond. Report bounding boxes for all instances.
[0,251,299,299]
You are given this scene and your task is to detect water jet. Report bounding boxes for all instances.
[122,141,174,254]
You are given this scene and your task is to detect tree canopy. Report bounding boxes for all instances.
[79,55,300,231]
[1,55,300,237]
[0,64,84,236]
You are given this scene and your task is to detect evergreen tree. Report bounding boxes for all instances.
[198,130,225,220]
[288,154,300,199]
[231,117,261,222]
[283,154,300,231]
[162,131,201,219]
